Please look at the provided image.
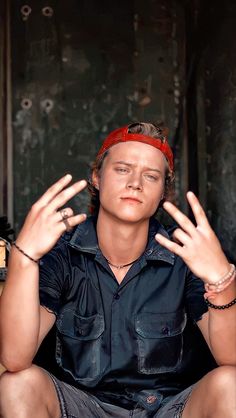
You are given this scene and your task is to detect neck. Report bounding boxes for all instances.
[96,211,149,266]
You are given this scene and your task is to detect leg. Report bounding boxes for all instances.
[0,365,61,418]
[182,365,236,418]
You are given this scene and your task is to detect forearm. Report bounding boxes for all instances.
[0,248,41,370]
[0,176,87,371]
[207,280,236,365]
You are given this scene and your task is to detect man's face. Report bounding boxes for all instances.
[93,141,167,224]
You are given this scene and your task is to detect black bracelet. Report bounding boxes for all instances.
[12,242,39,264]
[205,297,236,310]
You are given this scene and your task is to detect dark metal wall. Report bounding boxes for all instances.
[3,0,236,261]
[203,3,236,262]
[185,1,236,262]
[10,0,186,230]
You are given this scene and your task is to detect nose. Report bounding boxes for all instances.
[126,172,143,190]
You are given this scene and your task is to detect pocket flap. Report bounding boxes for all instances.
[57,310,105,340]
[135,311,187,339]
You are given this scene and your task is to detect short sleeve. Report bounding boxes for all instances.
[184,270,208,322]
[39,241,68,316]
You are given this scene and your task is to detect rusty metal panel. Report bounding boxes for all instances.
[11,0,186,231]
[0,0,13,222]
[203,2,236,261]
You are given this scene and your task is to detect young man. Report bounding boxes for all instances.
[0,122,236,418]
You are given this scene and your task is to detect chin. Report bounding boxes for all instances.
[113,209,152,224]
[99,203,154,223]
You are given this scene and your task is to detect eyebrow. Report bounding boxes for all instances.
[112,160,162,174]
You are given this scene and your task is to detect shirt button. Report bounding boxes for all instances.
[162,326,170,335]
[114,294,120,300]
[146,395,157,404]
[146,249,153,255]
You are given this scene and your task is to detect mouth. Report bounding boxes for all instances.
[120,197,142,204]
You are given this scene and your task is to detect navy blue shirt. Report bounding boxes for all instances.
[39,216,209,411]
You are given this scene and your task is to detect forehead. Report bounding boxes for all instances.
[104,141,167,169]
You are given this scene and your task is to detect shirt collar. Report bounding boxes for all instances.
[69,216,99,254]
[144,218,175,265]
[68,216,175,265]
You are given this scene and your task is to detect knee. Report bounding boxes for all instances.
[207,365,236,403]
[211,365,236,390]
[0,365,44,405]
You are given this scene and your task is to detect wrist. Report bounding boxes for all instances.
[11,244,39,268]
[204,263,235,297]
[206,277,236,304]
[205,296,236,310]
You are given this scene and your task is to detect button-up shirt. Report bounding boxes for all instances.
[39,216,211,411]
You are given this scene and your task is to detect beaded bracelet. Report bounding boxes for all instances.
[204,264,236,297]
[205,297,236,310]
[204,272,236,299]
[12,242,39,264]
[205,264,235,290]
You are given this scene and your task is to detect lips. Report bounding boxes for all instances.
[121,196,142,203]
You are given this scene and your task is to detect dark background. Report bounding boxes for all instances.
[0,0,235,377]
[0,0,235,263]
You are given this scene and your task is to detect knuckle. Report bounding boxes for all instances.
[69,208,74,216]
[40,209,48,221]
[59,189,67,200]
[30,202,39,213]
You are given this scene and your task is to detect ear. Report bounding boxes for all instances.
[92,170,100,190]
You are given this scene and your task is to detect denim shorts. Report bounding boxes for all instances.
[48,373,194,418]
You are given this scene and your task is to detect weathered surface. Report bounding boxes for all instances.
[203,2,236,262]
[11,0,185,230]
[9,1,236,262]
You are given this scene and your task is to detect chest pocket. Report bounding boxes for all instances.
[135,310,187,374]
[56,310,105,384]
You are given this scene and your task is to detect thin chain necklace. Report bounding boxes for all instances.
[106,257,140,270]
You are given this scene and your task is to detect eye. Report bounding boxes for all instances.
[145,174,159,181]
[115,167,129,173]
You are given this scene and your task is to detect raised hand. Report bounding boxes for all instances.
[15,174,87,261]
[155,191,230,284]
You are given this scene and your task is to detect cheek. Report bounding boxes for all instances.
[146,185,164,207]
[99,170,125,191]
[98,175,120,202]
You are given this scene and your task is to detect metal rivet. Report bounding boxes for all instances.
[21,5,32,20]
[21,98,32,110]
[40,99,54,113]
[42,6,54,17]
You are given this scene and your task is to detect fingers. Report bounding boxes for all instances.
[54,207,87,232]
[58,213,87,233]
[36,174,73,207]
[35,175,88,214]
[56,207,74,223]
[186,192,210,228]
[155,233,183,257]
[162,200,196,236]
[172,228,190,246]
[49,179,88,212]
[162,192,210,237]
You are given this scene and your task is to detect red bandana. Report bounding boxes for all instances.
[97,125,174,171]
